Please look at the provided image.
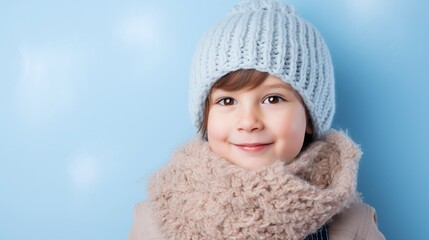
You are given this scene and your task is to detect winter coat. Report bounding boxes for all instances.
[129,201,384,240]
[129,130,385,239]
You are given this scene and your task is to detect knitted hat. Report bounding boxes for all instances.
[189,0,335,138]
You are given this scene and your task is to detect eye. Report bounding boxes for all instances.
[216,97,237,106]
[263,95,285,104]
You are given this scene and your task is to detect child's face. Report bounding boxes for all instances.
[207,75,312,170]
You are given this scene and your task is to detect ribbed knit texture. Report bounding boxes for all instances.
[189,0,335,137]
[304,224,329,240]
[148,130,361,239]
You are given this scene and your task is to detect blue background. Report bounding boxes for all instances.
[1,0,428,239]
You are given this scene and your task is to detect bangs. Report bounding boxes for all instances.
[212,69,269,92]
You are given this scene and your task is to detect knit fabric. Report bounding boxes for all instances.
[189,0,335,137]
[304,224,328,240]
[148,130,361,239]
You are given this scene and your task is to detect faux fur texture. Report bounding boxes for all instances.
[148,130,362,239]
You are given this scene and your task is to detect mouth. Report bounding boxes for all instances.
[233,142,273,152]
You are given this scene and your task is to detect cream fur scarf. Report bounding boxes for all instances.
[148,130,362,239]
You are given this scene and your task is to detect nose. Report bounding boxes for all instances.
[236,106,263,133]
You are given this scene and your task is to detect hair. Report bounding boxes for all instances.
[198,69,314,150]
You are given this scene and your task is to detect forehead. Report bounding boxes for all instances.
[261,76,295,90]
[212,75,296,93]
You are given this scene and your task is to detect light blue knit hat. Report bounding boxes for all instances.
[189,0,335,138]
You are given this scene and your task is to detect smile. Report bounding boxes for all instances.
[233,143,272,152]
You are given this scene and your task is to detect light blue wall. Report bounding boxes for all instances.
[0,0,427,239]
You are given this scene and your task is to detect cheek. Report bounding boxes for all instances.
[207,112,224,138]
[272,108,307,136]
[207,110,229,152]
[271,108,308,156]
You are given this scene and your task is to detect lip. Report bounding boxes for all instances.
[233,142,273,152]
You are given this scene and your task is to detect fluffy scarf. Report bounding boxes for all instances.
[148,130,362,239]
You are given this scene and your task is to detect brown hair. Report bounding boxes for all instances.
[198,69,314,150]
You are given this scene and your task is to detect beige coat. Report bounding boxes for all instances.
[129,131,385,239]
[128,200,385,240]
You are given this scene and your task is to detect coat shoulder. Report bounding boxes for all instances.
[128,200,164,240]
[328,202,385,240]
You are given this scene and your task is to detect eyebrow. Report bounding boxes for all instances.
[264,83,294,91]
[210,82,294,98]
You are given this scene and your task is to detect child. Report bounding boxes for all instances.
[129,0,385,239]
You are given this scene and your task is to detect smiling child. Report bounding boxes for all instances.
[129,0,385,239]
